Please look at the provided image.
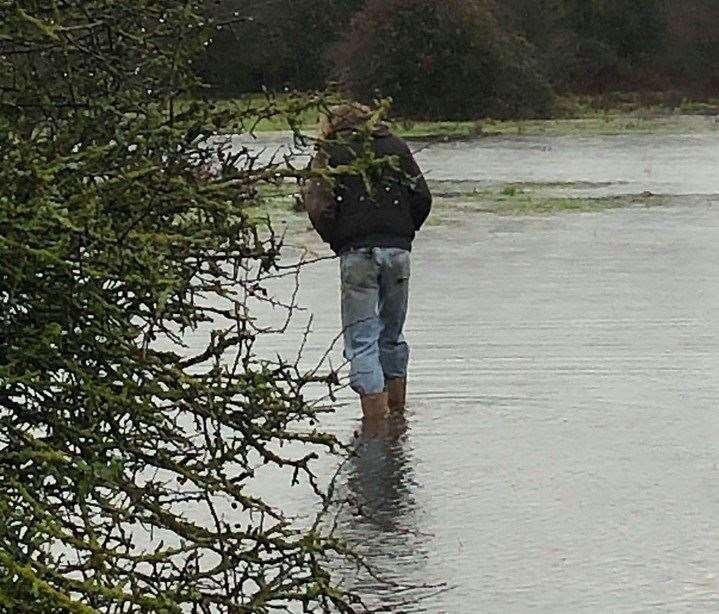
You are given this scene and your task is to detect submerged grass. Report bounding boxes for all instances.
[250,179,675,232]
[431,183,671,217]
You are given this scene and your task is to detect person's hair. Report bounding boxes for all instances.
[319,103,372,139]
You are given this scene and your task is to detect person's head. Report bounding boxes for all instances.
[319,103,372,139]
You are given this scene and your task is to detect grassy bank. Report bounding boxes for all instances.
[391,92,719,138]
[394,114,718,139]
[193,91,719,139]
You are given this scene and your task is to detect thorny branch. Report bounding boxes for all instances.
[0,2,422,613]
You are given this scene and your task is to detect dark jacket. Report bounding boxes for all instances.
[304,125,432,255]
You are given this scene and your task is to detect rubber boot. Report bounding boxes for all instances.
[360,392,388,422]
[360,392,387,438]
[386,377,407,411]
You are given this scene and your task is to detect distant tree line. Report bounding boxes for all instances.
[202,0,719,119]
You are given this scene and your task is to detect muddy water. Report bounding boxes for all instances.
[226,131,719,612]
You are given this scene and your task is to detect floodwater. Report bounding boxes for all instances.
[215,128,719,612]
[417,130,719,196]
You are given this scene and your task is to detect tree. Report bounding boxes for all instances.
[328,0,554,120]
[201,0,364,94]
[1,2,365,611]
[662,0,719,93]
[542,0,668,92]
[563,0,667,60]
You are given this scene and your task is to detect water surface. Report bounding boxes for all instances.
[216,130,719,612]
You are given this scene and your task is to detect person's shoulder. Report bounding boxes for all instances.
[375,129,410,155]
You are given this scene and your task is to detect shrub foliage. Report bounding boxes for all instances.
[1,2,361,612]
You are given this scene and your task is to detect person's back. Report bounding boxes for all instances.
[318,123,431,254]
[305,104,432,432]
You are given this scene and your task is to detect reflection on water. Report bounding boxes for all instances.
[347,414,415,533]
[333,413,438,610]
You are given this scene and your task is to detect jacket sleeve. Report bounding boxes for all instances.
[303,150,337,244]
[401,146,432,231]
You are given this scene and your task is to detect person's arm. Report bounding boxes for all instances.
[303,149,337,244]
[401,146,432,230]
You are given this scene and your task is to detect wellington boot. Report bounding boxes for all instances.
[386,377,407,412]
[360,392,388,422]
[360,392,388,438]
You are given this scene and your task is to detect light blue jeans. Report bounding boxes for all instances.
[340,247,411,396]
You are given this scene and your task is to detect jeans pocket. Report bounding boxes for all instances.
[341,250,375,287]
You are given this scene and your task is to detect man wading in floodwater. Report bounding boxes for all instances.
[304,104,432,428]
